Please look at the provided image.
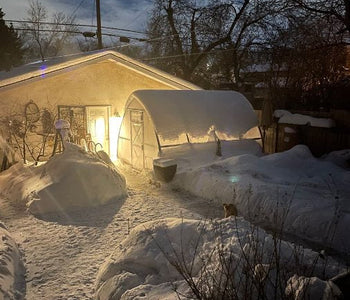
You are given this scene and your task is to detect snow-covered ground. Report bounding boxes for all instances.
[95,217,345,300]
[0,142,349,299]
[172,145,350,256]
[0,147,220,299]
[0,222,25,299]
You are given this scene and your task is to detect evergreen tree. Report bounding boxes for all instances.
[0,8,24,71]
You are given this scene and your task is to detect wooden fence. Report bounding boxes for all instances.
[264,123,350,157]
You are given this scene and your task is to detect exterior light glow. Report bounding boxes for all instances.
[109,116,122,161]
[95,117,105,146]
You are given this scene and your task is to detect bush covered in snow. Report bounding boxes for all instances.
[0,143,127,215]
[0,222,25,299]
[95,217,345,300]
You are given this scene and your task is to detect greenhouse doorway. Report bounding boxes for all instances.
[130,110,144,170]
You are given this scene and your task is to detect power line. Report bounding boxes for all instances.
[7,21,241,60]
[8,19,207,45]
[13,26,241,63]
[4,19,146,35]
[14,28,85,35]
[13,27,147,41]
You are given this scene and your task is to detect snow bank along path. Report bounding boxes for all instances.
[0,222,25,299]
[0,166,222,300]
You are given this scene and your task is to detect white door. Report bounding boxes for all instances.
[130,110,144,170]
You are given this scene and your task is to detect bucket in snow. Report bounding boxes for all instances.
[153,158,177,182]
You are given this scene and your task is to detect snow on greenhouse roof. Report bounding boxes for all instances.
[0,50,200,90]
[130,90,258,141]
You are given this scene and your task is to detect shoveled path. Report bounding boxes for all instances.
[0,167,222,300]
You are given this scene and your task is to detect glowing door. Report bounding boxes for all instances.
[86,106,110,153]
[130,110,144,170]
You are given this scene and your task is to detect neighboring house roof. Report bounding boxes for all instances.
[128,90,258,141]
[0,50,200,90]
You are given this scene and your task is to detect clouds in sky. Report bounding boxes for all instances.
[0,0,153,32]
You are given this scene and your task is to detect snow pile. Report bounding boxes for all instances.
[0,143,127,215]
[172,145,350,254]
[323,149,350,169]
[285,275,342,300]
[0,222,24,299]
[95,217,344,300]
[274,110,336,128]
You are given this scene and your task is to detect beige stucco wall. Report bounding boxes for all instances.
[0,59,180,117]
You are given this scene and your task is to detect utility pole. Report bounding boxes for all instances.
[96,0,103,49]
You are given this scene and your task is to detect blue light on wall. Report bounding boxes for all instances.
[40,64,47,78]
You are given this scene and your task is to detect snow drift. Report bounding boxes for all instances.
[172,145,350,255]
[95,217,345,300]
[0,222,25,299]
[0,143,127,215]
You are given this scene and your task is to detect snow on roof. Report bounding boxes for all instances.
[242,63,288,74]
[274,110,336,128]
[242,63,271,73]
[130,90,258,140]
[0,50,200,90]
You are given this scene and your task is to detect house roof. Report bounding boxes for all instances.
[0,50,200,90]
[128,90,258,141]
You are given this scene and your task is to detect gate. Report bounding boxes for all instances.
[130,110,144,170]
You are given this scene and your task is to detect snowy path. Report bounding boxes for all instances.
[0,168,222,300]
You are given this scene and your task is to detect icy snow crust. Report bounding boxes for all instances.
[131,90,258,141]
[0,222,24,299]
[95,218,344,300]
[0,143,127,215]
[173,145,350,255]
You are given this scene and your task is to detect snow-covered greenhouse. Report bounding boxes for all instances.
[118,90,259,170]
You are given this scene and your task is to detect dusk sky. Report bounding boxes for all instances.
[0,0,153,38]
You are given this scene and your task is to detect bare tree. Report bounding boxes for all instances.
[0,100,57,164]
[22,0,78,61]
[263,12,347,110]
[292,0,350,34]
[146,0,287,86]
